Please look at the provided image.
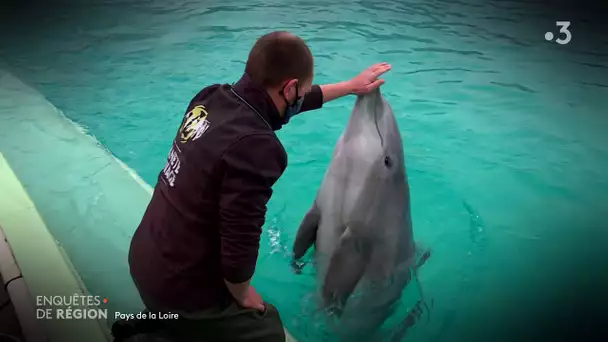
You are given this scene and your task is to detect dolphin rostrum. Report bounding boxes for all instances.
[291,88,430,338]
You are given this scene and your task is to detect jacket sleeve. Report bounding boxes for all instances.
[298,85,324,113]
[218,134,286,283]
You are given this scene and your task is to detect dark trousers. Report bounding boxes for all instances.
[112,301,286,342]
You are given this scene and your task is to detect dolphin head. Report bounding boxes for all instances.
[339,88,406,192]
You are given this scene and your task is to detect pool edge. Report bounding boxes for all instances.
[0,145,298,342]
[0,152,111,342]
[0,67,297,341]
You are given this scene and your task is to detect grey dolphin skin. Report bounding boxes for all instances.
[291,88,430,338]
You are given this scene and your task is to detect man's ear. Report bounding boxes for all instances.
[283,79,298,98]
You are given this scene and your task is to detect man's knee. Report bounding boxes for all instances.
[264,304,284,330]
[237,303,286,341]
[263,303,280,319]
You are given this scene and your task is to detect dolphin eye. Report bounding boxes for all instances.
[384,156,392,168]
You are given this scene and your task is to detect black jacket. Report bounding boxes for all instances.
[128,73,324,312]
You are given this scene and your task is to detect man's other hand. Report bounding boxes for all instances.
[241,285,265,311]
[349,62,392,95]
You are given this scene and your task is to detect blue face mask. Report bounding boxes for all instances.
[282,83,305,124]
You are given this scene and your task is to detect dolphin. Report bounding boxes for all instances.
[291,88,430,338]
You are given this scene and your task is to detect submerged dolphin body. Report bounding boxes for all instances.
[292,89,429,338]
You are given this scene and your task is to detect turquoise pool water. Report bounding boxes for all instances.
[1,0,607,341]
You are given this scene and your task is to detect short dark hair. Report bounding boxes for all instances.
[245,31,314,88]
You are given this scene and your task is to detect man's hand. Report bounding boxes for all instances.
[240,285,265,311]
[318,62,392,103]
[348,62,392,95]
[225,280,265,311]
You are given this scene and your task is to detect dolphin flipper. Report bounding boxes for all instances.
[413,243,432,323]
[292,202,321,272]
[415,243,431,269]
[322,226,371,314]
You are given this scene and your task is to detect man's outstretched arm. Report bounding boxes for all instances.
[299,62,392,113]
[321,62,392,101]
